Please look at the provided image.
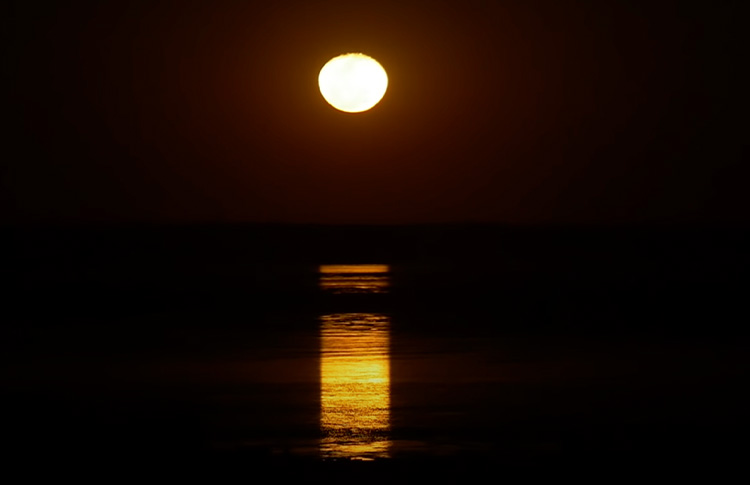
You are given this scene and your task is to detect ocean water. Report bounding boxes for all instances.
[3,226,748,472]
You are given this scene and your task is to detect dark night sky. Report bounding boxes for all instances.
[3,0,746,225]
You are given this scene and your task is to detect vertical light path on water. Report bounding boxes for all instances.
[320,313,391,459]
[318,265,391,460]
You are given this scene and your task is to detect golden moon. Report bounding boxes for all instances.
[318,53,388,113]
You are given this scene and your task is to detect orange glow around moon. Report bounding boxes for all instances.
[318,53,388,113]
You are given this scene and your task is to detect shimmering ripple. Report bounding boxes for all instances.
[320,313,391,460]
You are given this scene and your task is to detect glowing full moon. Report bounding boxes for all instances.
[318,53,388,113]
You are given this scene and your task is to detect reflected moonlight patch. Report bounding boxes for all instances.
[319,313,391,460]
[319,264,391,294]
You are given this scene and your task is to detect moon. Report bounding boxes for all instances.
[318,53,388,113]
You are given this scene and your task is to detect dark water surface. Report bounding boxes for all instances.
[3,225,748,475]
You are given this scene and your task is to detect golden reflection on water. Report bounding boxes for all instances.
[319,264,390,294]
[320,313,391,460]
[319,264,390,274]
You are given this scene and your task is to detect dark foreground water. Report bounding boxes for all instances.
[3,225,748,477]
